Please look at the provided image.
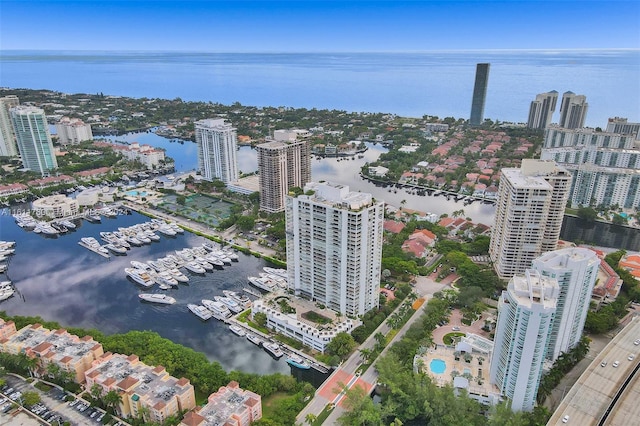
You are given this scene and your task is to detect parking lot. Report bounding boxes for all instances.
[0,375,126,426]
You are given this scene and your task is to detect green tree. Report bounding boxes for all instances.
[254,312,268,327]
[22,391,41,407]
[104,390,123,414]
[325,332,356,358]
[236,215,256,231]
[577,206,598,222]
[305,413,317,425]
[337,384,383,426]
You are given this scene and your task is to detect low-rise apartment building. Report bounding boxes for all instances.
[180,381,262,426]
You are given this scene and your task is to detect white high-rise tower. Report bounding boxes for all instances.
[489,159,572,280]
[285,182,384,316]
[490,270,559,412]
[527,91,558,129]
[532,247,599,361]
[559,91,588,129]
[194,118,238,184]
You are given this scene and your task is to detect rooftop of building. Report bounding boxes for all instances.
[195,381,260,426]
[300,181,378,210]
[533,246,599,268]
[508,270,559,309]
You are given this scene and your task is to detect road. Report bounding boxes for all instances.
[296,276,450,425]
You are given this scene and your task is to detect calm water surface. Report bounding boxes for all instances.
[0,211,291,376]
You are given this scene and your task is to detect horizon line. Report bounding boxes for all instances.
[1,48,639,54]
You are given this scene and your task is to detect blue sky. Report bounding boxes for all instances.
[1,1,639,51]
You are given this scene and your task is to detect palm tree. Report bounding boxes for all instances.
[104,390,123,415]
[305,413,317,425]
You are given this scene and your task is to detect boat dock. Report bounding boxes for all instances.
[77,241,110,258]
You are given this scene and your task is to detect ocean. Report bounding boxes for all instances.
[1,50,639,127]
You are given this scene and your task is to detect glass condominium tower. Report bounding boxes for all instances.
[194,118,238,184]
[11,106,58,176]
[470,63,490,126]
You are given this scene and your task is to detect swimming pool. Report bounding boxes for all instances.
[430,359,446,374]
[126,190,147,197]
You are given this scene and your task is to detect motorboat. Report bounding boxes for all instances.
[175,249,194,262]
[246,333,263,346]
[145,230,160,241]
[263,342,284,359]
[205,255,225,268]
[147,260,166,272]
[157,226,176,237]
[169,222,184,233]
[195,258,214,271]
[154,271,179,287]
[215,296,243,314]
[248,276,276,292]
[286,354,311,369]
[229,324,246,337]
[124,268,155,288]
[130,261,152,271]
[58,219,76,229]
[188,304,213,320]
[168,268,189,283]
[222,250,239,262]
[0,241,15,249]
[126,236,143,246]
[0,265,7,273]
[136,232,151,244]
[263,267,287,279]
[105,243,127,255]
[0,287,15,302]
[138,293,176,305]
[81,237,101,247]
[159,257,177,269]
[223,290,252,309]
[260,273,287,288]
[84,214,101,223]
[202,299,231,318]
[184,262,206,274]
[202,242,217,252]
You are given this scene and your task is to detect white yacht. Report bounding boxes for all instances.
[159,257,177,269]
[0,287,15,302]
[124,268,155,288]
[263,342,284,358]
[59,220,76,229]
[0,241,15,249]
[169,222,184,233]
[229,324,246,337]
[126,236,143,246]
[188,304,213,321]
[202,299,231,319]
[215,296,243,314]
[202,242,217,252]
[168,268,189,283]
[130,261,152,271]
[195,258,214,271]
[248,276,276,292]
[136,232,151,244]
[157,226,176,237]
[222,250,239,262]
[105,243,127,254]
[154,271,179,287]
[145,230,160,241]
[222,290,252,309]
[246,333,263,346]
[263,267,287,279]
[138,293,176,305]
[260,273,287,288]
[147,260,166,272]
[184,262,206,274]
[81,237,100,247]
[205,255,225,268]
[176,249,194,262]
[212,251,232,264]
[0,264,7,273]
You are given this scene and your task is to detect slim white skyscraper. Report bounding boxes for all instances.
[257,139,311,213]
[0,95,20,157]
[195,118,238,184]
[527,91,558,129]
[11,106,58,176]
[490,270,559,412]
[532,247,599,361]
[285,182,384,316]
[558,91,588,129]
[489,159,571,280]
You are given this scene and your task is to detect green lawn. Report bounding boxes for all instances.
[261,392,291,419]
[443,332,466,345]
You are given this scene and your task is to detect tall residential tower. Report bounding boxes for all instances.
[527,91,558,129]
[257,139,311,213]
[195,119,238,184]
[11,106,58,176]
[532,248,599,361]
[0,95,20,157]
[558,91,588,129]
[470,63,490,126]
[490,270,559,412]
[489,159,572,280]
[285,182,384,316]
